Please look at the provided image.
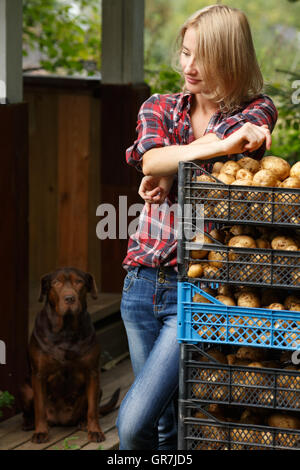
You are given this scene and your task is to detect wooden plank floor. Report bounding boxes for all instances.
[0,358,133,451]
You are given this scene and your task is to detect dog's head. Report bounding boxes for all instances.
[38,267,98,316]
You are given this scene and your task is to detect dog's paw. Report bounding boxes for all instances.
[31,432,49,444]
[88,430,106,443]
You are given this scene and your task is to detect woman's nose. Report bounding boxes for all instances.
[184,57,197,74]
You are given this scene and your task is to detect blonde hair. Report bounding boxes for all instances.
[175,4,264,114]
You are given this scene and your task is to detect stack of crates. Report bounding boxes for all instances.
[177,160,300,450]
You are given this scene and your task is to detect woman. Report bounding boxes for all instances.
[117,4,278,450]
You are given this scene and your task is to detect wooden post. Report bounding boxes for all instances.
[0,0,23,103]
[101,0,145,84]
[100,0,149,292]
[0,0,28,417]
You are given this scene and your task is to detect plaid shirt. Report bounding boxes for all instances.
[122,92,278,270]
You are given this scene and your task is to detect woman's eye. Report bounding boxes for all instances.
[182,50,189,56]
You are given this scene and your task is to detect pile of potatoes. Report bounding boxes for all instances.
[188,225,299,286]
[192,285,300,311]
[190,346,300,448]
[195,156,300,224]
[197,156,300,189]
[193,403,300,449]
[191,285,300,346]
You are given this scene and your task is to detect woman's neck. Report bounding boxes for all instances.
[192,93,219,115]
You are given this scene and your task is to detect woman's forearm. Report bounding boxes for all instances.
[142,138,225,176]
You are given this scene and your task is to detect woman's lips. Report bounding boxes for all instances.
[185,76,202,84]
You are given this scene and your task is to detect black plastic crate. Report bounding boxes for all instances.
[178,240,300,289]
[181,409,300,450]
[182,344,300,412]
[178,343,300,450]
[178,161,300,228]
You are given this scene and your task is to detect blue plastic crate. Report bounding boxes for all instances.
[177,281,300,351]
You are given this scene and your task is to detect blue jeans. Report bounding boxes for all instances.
[117,265,179,450]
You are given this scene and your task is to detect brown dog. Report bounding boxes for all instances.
[21,267,120,443]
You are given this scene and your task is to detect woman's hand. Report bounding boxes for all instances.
[138,175,175,211]
[221,123,271,155]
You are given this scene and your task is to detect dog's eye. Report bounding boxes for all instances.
[74,279,83,285]
[51,280,62,287]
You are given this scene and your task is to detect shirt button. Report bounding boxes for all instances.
[158,277,165,284]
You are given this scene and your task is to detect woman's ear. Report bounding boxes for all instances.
[85,273,98,299]
[38,273,52,302]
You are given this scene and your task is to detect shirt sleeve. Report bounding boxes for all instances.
[213,94,278,160]
[126,94,172,172]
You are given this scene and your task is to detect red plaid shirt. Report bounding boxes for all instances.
[122,92,278,270]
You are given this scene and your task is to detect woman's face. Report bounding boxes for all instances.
[180,27,209,94]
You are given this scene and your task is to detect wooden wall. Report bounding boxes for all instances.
[24,76,150,294]
[0,103,29,413]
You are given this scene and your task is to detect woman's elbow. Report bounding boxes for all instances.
[141,151,154,176]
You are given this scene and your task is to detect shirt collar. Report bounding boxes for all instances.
[174,92,192,122]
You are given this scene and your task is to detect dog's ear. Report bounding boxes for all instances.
[85,273,98,299]
[38,273,52,302]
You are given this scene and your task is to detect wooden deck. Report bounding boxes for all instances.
[0,357,134,450]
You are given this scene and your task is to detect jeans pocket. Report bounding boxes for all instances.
[123,271,136,293]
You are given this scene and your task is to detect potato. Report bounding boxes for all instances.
[196,174,215,183]
[229,225,244,236]
[240,410,262,425]
[235,168,253,182]
[197,348,227,364]
[194,404,225,420]
[267,413,300,430]
[271,236,298,251]
[187,263,203,278]
[209,229,225,243]
[215,295,236,306]
[256,238,271,249]
[213,201,229,218]
[196,325,217,340]
[228,235,257,249]
[238,156,260,174]
[193,292,212,303]
[252,169,279,187]
[284,295,300,310]
[193,312,220,327]
[190,233,212,259]
[217,172,236,185]
[279,177,300,189]
[268,303,285,310]
[217,285,233,297]
[290,161,300,179]
[261,156,291,181]
[284,329,300,347]
[236,347,266,362]
[237,292,261,308]
[191,382,207,400]
[208,251,225,269]
[226,354,237,365]
[221,160,241,178]
[231,179,252,186]
[289,304,300,312]
[218,317,245,340]
[212,161,224,174]
[203,265,220,279]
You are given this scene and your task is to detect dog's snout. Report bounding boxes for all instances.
[64,295,76,305]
